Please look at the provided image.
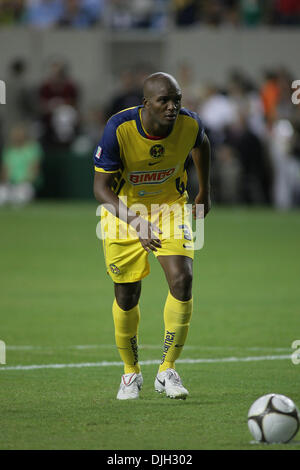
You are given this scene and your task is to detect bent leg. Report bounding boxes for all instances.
[157,255,193,372]
[157,255,193,301]
[113,281,142,374]
[114,281,141,311]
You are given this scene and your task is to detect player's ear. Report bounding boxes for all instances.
[143,97,149,108]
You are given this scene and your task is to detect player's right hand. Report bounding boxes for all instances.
[132,216,162,253]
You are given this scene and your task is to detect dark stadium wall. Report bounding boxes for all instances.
[0,28,300,113]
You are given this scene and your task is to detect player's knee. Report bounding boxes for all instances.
[116,292,140,311]
[169,270,193,301]
[115,282,141,311]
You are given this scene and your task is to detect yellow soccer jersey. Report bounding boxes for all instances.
[93,106,204,208]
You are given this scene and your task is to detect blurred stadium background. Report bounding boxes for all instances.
[0,0,300,207]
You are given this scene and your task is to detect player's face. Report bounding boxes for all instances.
[145,82,182,127]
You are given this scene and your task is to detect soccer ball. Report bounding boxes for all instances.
[248,394,300,443]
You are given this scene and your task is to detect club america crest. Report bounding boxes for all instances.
[109,263,120,275]
[150,144,165,159]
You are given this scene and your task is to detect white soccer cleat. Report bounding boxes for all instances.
[155,368,189,399]
[116,372,143,400]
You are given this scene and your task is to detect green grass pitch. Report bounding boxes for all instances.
[0,202,299,450]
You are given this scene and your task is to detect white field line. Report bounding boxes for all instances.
[0,355,292,372]
[5,344,292,352]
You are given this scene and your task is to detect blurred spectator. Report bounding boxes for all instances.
[23,0,63,28]
[195,69,279,206]
[108,0,134,29]
[202,0,224,26]
[292,120,300,160]
[276,67,295,119]
[240,0,263,26]
[151,0,170,29]
[71,105,106,154]
[177,61,202,111]
[82,105,106,146]
[1,0,300,28]
[214,144,242,203]
[38,61,80,148]
[0,0,24,25]
[199,84,238,144]
[268,119,300,209]
[260,67,296,128]
[131,0,152,28]
[222,0,240,26]
[225,111,272,204]
[3,58,37,135]
[173,0,200,26]
[0,123,43,206]
[227,69,266,138]
[58,0,100,28]
[82,0,103,22]
[106,68,144,117]
[202,0,241,27]
[107,0,168,29]
[273,0,300,25]
[260,71,280,126]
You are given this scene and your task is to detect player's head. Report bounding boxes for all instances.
[142,72,182,128]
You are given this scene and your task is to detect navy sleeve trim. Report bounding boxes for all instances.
[93,107,138,172]
[180,108,205,148]
[93,117,121,172]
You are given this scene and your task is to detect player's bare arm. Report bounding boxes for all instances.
[93,171,162,252]
[191,133,211,218]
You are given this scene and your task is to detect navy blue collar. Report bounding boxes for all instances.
[135,105,147,138]
[136,105,178,140]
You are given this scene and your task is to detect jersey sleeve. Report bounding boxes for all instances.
[93,118,122,173]
[179,108,205,149]
[192,112,205,148]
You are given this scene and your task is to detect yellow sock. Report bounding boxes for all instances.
[112,299,141,374]
[159,292,193,373]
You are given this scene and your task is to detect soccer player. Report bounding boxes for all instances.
[93,72,211,400]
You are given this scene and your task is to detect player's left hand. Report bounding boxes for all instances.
[192,190,211,219]
[132,216,163,253]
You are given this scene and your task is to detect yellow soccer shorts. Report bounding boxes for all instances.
[100,202,194,283]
